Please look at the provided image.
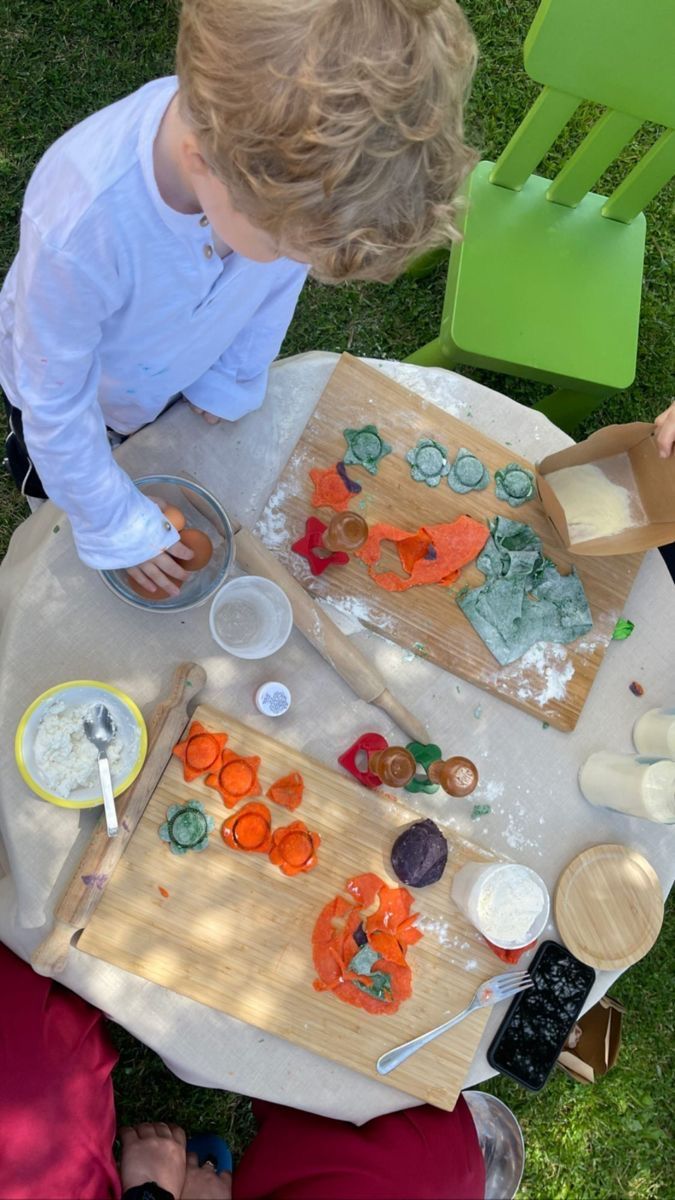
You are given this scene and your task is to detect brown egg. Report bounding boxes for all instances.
[162,504,186,532]
[175,527,213,571]
[126,573,180,602]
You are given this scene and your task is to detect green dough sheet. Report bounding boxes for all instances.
[457,517,593,666]
[447,447,490,494]
[405,438,450,487]
[494,463,535,507]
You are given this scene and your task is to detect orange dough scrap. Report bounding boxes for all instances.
[269,820,320,876]
[356,515,489,592]
[266,771,304,811]
[172,722,228,782]
[309,465,352,513]
[222,801,273,853]
[206,750,262,808]
[312,872,422,1015]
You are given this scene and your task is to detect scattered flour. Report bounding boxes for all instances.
[255,485,290,548]
[494,642,575,708]
[34,700,133,796]
[319,593,394,636]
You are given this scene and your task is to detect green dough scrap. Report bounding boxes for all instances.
[457,516,593,666]
[447,447,490,494]
[494,463,535,507]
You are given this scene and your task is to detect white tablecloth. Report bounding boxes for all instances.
[1,352,673,1123]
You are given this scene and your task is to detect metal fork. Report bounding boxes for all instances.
[376,970,533,1075]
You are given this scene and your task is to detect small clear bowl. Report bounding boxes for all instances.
[209,576,293,659]
[99,475,234,613]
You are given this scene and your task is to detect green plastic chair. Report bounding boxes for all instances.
[407,0,675,433]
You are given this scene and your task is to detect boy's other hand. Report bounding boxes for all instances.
[120,1123,187,1199]
[182,1152,232,1199]
[654,401,675,458]
[127,542,193,596]
[188,402,221,425]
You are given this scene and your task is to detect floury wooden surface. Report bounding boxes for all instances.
[80,705,502,1111]
[257,354,643,732]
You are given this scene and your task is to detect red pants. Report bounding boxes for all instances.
[0,944,484,1200]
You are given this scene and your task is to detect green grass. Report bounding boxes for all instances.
[1,2,673,1195]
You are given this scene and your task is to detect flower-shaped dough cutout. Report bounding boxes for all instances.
[172,721,228,782]
[159,800,214,855]
[206,750,262,808]
[494,463,535,507]
[269,820,321,876]
[222,801,273,853]
[309,465,353,513]
[405,438,449,487]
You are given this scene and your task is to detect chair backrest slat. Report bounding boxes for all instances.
[602,129,675,223]
[490,87,579,192]
[546,111,642,208]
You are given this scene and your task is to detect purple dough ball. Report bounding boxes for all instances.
[391,819,448,887]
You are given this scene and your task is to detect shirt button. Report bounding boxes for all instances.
[203,244,214,259]
[199,214,209,227]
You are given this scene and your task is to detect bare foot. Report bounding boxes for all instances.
[120,1123,187,1199]
[181,1151,232,1199]
[188,402,221,425]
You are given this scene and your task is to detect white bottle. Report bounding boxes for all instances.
[579,752,675,824]
[633,708,675,759]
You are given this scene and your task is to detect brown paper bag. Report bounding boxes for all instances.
[557,995,625,1084]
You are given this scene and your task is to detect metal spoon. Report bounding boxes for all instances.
[83,703,118,837]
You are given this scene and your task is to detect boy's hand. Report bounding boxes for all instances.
[120,1123,187,1199]
[181,1152,232,1199]
[188,402,221,425]
[654,402,675,458]
[128,543,193,596]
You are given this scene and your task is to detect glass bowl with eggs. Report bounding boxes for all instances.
[99,475,235,612]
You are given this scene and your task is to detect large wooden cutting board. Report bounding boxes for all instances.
[256,354,643,731]
[80,705,503,1111]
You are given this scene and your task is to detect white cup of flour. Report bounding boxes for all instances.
[451,862,550,950]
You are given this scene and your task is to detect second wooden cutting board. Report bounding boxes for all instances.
[80,705,502,1111]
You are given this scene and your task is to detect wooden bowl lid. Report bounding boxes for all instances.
[554,844,663,970]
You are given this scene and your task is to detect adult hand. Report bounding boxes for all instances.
[181,1151,232,1199]
[654,401,675,458]
[188,402,221,425]
[120,1123,187,1200]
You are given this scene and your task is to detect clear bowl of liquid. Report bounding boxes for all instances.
[209,576,293,659]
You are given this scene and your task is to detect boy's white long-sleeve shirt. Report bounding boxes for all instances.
[0,77,307,569]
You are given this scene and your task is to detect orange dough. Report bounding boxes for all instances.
[311,872,422,1015]
[206,750,261,807]
[309,465,352,513]
[269,820,320,876]
[222,801,273,853]
[266,771,304,811]
[356,515,489,592]
[172,721,228,782]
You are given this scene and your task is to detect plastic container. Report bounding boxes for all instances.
[210,576,293,659]
[255,682,292,717]
[579,751,675,823]
[451,861,550,950]
[633,707,675,758]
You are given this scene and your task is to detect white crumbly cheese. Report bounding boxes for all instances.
[34,700,129,796]
[477,866,545,945]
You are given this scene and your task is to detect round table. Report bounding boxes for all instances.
[0,353,672,1123]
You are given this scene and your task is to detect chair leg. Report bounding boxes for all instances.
[405,338,456,369]
[533,388,610,436]
[405,247,450,279]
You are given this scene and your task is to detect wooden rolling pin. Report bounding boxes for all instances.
[232,525,427,743]
[31,662,206,976]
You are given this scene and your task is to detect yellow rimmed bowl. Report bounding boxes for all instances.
[15,681,148,808]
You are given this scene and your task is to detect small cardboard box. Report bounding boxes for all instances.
[557,995,625,1084]
[537,423,675,556]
